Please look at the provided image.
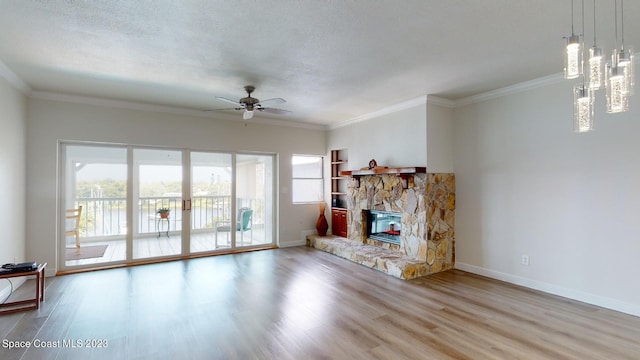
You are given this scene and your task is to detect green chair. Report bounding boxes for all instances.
[215,207,253,248]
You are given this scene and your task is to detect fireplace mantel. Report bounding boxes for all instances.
[340,166,426,188]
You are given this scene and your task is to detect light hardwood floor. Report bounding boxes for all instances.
[2,246,639,359]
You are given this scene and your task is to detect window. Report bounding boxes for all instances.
[292,155,323,203]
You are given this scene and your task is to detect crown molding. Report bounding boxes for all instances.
[329,95,428,130]
[327,69,580,126]
[30,91,326,131]
[31,90,238,119]
[426,95,456,108]
[453,52,638,107]
[0,61,32,95]
[454,73,564,107]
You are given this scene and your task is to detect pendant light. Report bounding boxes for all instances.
[564,0,582,79]
[574,84,595,132]
[617,0,634,96]
[563,0,635,129]
[588,0,602,90]
[606,0,632,113]
[574,0,594,132]
[606,63,629,113]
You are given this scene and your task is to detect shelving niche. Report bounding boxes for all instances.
[330,149,348,237]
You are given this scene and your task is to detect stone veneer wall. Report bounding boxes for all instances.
[345,173,455,275]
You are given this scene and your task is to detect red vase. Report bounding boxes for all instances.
[316,203,328,236]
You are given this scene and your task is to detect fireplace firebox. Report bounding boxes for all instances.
[366,210,401,245]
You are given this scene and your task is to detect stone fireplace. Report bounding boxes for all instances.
[308,167,455,280]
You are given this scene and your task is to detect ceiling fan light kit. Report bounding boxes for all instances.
[211,85,291,120]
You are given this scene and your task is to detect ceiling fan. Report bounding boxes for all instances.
[212,85,291,120]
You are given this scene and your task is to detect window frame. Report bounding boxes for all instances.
[291,154,324,204]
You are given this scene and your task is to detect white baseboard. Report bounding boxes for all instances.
[455,262,640,318]
[277,230,315,248]
[455,262,640,316]
[0,276,27,302]
[279,240,306,248]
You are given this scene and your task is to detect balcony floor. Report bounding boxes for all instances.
[64,228,269,268]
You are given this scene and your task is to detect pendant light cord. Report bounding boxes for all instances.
[620,0,625,50]
[592,0,597,45]
[614,0,619,50]
[581,0,586,86]
[581,0,584,39]
[571,0,575,34]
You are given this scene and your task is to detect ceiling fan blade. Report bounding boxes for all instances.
[259,107,292,115]
[258,98,286,106]
[203,107,243,112]
[215,97,242,106]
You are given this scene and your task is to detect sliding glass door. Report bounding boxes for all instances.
[62,144,128,267]
[190,152,232,253]
[190,152,275,251]
[132,148,183,260]
[235,153,274,248]
[61,144,276,270]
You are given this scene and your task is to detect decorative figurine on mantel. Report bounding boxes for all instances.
[360,159,388,171]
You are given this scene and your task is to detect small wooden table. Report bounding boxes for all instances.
[0,263,46,315]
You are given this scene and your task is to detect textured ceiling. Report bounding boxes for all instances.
[0,0,638,126]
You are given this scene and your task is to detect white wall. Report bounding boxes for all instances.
[26,98,326,275]
[426,99,454,173]
[328,103,427,170]
[453,76,640,316]
[0,75,27,296]
[328,100,454,173]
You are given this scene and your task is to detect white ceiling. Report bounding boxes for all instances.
[0,0,638,127]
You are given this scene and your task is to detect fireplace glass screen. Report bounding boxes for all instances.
[367,210,401,245]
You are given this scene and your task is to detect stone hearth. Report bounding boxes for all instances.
[307,235,430,279]
[308,171,455,280]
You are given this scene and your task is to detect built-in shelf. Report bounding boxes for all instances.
[341,166,426,189]
[331,149,349,237]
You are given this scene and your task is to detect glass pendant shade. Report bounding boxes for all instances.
[243,110,254,120]
[616,49,634,95]
[564,34,582,79]
[574,84,594,132]
[624,54,634,95]
[588,46,603,89]
[605,62,629,113]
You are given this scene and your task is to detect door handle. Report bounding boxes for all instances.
[183,199,192,211]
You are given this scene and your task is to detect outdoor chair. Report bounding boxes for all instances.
[65,205,83,248]
[215,207,253,248]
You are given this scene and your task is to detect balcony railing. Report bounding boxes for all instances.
[74,195,260,239]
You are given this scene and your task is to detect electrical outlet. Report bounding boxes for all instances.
[521,255,529,266]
